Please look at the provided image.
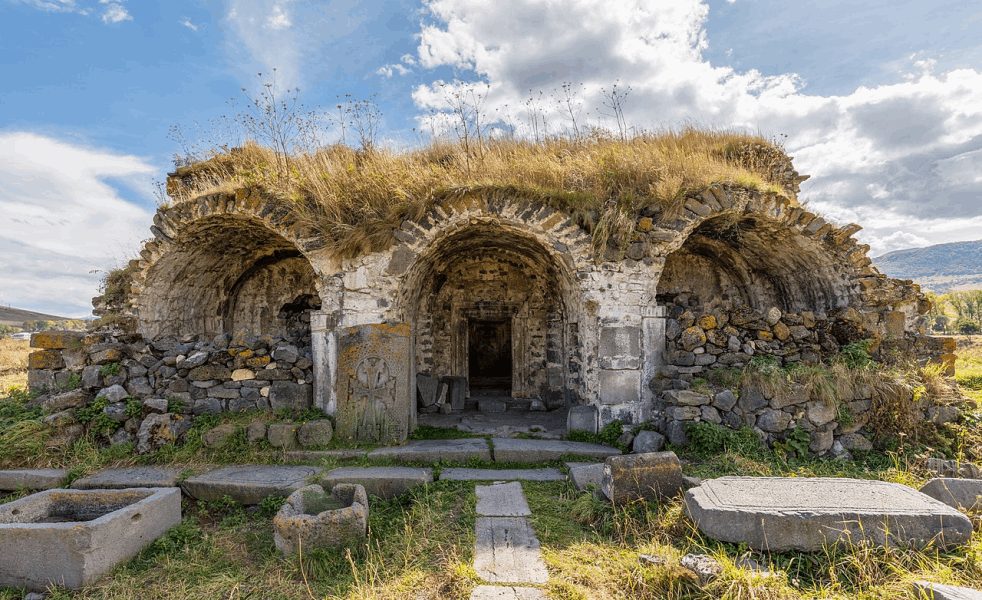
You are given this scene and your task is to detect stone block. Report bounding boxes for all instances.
[188,365,231,381]
[663,390,710,406]
[38,390,89,412]
[738,386,768,413]
[28,369,55,392]
[269,381,312,411]
[925,458,982,480]
[0,469,66,491]
[90,348,123,365]
[321,466,432,499]
[473,517,548,584]
[182,465,323,504]
[633,430,666,453]
[0,488,181,591]
[599,326,641,369]
[712,390,737,411]
[567,405,598,433]
[298,420,334,447]
[601,451,684,505]
[757,409,792,433]
[335,323,412,443]
[72,466,186,489]
[837,433,872,451]
[492,438,621,462]
[417,374,439,406]
[202,424,238,447]
[685,477,973,552]
[268,422,298,448]
[920,478,982,512]
[912,581,982,600]
[231,369,255,381]
[192,397,222,415]
[369,439,492,463]
[666,420,689,446]
[96,384,129,403]
[806,401,836,427]
[28,350,64,371]
[273,484,368,555]
[469,586,546,599]
[246,422,267,444]
[567,463,604,491]
[30,331,87,350]
[599,370,640,405]
[666,406,700,421]
[444,376,467,410]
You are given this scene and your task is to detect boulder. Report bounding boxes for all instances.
[202,424,238,447]
[633,430,666,454]
[920,478,982,512]
[136,413,192,454]
[298,420,334,447]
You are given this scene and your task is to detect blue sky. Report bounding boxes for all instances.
[2,0,981,317]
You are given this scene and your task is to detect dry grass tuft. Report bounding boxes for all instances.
[0,338,30,394]
[167,129,797,258]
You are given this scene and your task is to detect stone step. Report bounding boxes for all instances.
[476,482,531,517]
[685,476,974,552]
[441,468,564,482]
[285,449,368,462]
[913,581,982,600]
[320,467,433,499]
[474,517,549,584]
[181,465,323,504]
[368,438,492,463]
[72,466,189,490]
[469,585,547,599]
[0,469,66,491]
[491,438,621,463]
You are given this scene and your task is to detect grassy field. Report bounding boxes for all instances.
[0,338,29,395]
[0,337,980,599]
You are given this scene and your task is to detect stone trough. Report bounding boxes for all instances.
[0,488,181,591]
[685,477,973,552]
[273,483,368,555]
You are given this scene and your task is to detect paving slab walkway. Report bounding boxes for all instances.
[320,466,432,499]
[368,439,492,463]
[470,481,549,599]
[72,466,190,489]
[182,465,323,504]
[491,438,620,462]
[442,468,564,482]
[0,469,66,491]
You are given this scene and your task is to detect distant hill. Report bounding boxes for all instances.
[0,306,81,328]
[872,240,982,293]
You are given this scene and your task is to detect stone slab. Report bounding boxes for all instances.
[0,469,66,491]
[913,581,982,600]
[284,449,369,462]
[72,466,188,490]
[491,438,621,463]
[181,465,323,504]
[0,488,181,591]
[441,468,564,482]
[368,438,492,463]
[474,517,549,584]
[602,452,683,505]
[470,586,547,600]
[320,466,432,499]
[567,463,604,491]
[479,399,507,413]
[685,477,974,552]
[920,478,982,511]
[476,482,532,516]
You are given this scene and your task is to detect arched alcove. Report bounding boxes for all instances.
[657,215,853,313]
[136,215,320,340]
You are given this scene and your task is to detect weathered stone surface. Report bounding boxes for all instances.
[246,421,267,444]
[298,420,334,447]
[182,465,323,504]
[601,452,683,505]
[143,397,168,414]
[0,469,66,491]
[680,327,707,351]
[441,468,565,482]
[738,386,768,413]
[269,381,312,411]
[633,430,666,454]
[685,477,974,552]
[925,458,982,480]
[567,463,604,491]
[96,384,129,403]
[273,484,368,555]
[920,478,982,512]
[666,420,689,446]
[28,350,64,371]
[417,374,439,406]
[271,344,300,364]
[838,433,873,451]
[188,365,231,381]
[599,369,640,405]
[231,368,255,381]
[469,586,547,600]
[474,517,549,584]
[202,424,238,447]
[666,406,701,421]
[757,409,792,433]
[681,553,722,586]
[30,331,87,350]
[478,398,507,413]
[567,404,598,433]
[912,581,982,600]
[492,438,620,462]
[268,422,298,448]
[445,376,467,410]
[320,466,432,499]
[72,466,187,489]
[476,482,532,516]
[136,413,193,454]
[192,397,222,415]
[712,390,737,411]
[663,389,710,406]
[285,449,367,461]
[0,488,181,591]
[806,401,837,427]
[37,389,89,412]
[335,324,412,443]
[599,326,642,369]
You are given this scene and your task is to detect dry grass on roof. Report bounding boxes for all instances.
[168,128,798,258]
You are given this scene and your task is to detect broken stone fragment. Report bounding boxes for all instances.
[601,451,683,505]
[680,554,722,586]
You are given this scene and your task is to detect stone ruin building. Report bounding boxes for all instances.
[27,145,956,453]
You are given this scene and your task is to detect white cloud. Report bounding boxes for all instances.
[412,0,982,252]
[377,63,411,78]
[0,133,154,317]
[180,17,199,31]
[225,0,301,89]
[14,0,77,12]
[99,0,131,24]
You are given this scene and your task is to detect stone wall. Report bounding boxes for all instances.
[26,330,315,453]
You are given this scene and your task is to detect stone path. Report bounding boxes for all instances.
[470,481,548,599]
[321,466,432,499]
[491,438,620,462]
[0,469,66,491]
[444,468,564,482]
[72,466,188,489]
[182,465,324,504]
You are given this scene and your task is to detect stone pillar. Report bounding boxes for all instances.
[311,311,338,416]
[641,305,666,409]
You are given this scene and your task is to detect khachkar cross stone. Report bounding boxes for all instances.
[350,356,397,441]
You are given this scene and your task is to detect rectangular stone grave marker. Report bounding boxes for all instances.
[335,323,412,443]
[685,477,974,552]
[181,465,323,504]
[0,469,66,491]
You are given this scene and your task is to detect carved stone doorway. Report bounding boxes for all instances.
[468,319,512,395]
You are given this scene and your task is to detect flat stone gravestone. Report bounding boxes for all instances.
[368,438,492,463]
[0,469,66,491]
[182,465,323,504]
[0,488,181,591]
[417,375,439,407]
[321,467,432,499]
[685,477,974,552]
[445,376,466,410]
[492,438,621,462]
[913,581,982,600]
[470,586,547,600]
[474,517,549,584]
[567,463,604,492]
[335,323,412,443]
[476,482,532,516]
[72,466,188,489]
[602,452,683,505]
[441,468,564,482]
[920,478,982,512]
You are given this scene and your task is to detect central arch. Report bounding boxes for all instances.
[400,219,581,408]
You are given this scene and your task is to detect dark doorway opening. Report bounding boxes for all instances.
[468,319,512,394]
